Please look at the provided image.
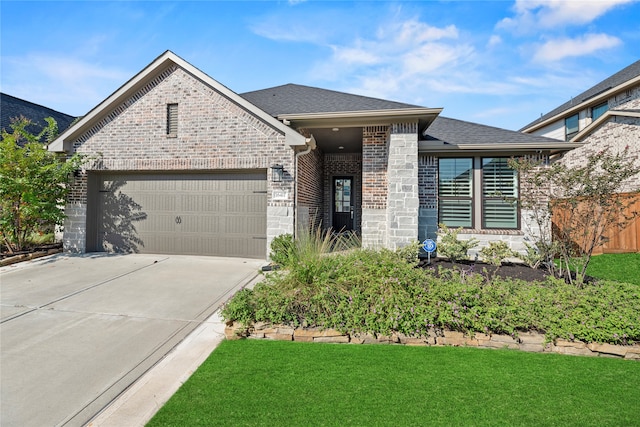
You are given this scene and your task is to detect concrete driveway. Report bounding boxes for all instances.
[0,253,264,427]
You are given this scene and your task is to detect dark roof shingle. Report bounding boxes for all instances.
[241,83,423,116]
[427,116,562,145]
[1,93,76,137]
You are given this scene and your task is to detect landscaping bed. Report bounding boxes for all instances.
[222,246,640,348]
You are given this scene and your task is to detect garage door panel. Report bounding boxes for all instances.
[95,171,267,258]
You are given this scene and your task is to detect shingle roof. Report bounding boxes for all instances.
[240,83,423,116]
[426,116,562,145]
[520,59,640,131]
[1,93,76,138]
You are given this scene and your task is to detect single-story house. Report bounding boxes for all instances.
[49,50,578,259]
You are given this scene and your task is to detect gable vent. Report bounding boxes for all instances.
[167,103,178,136]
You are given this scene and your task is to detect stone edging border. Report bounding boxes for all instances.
[225,322,640,360]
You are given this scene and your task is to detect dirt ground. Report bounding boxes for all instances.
[418,258,552,282]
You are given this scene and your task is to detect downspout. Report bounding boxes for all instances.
[293,135,317,239]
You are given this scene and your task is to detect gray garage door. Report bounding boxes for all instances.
[93,171,267,258]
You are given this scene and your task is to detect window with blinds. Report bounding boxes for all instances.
[482,158,518,229]
[167,103,178,136]
[438,158,473,228]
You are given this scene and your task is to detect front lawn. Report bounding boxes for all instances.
[148,339,640,427]
[586,252,640,285]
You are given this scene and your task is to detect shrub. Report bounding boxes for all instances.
[436,224,478,262]
[479,241,517,267]
[222,247,640,345]
[269,234,294,267]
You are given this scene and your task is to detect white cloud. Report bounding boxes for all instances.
[498,0,636,32]
[533,33,622,62]
[487,35,502,48]
[331,45,381,66]
[1,53,130,115]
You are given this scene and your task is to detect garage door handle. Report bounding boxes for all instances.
[175,216,182,224]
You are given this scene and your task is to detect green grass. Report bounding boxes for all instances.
[587,253,640,285]
[148,340,640,427]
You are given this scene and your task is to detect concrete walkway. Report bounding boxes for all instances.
[1,253,264,427]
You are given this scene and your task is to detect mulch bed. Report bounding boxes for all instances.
[417,258,553,282]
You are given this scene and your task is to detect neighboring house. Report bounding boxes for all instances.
[521,60,640,253]
[49,51,575,259]
[1,92,76,143]
[521,59,640,193]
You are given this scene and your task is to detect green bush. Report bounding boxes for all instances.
[222,248,640,345]
[269,234,294,267]
[437,224,478,262]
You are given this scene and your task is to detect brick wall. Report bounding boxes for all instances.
[297,146,324,231]
[362,126,388,209]
[64,65,297,255]
[561,116,640,193]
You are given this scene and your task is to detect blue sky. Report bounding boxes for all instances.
[1,1,639,131]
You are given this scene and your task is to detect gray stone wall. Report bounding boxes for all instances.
[386,123,419,249]
[63,65,296,256]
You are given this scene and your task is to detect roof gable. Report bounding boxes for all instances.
[49,51,306,152]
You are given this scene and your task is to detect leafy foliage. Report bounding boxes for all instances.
[222,248,640,345]
[0,117,87,252]
[510,148,640,285]
[436,223,478,263]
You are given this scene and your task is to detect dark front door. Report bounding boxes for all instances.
[333,177,354,231]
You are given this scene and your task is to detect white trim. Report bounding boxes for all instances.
[418,141,583,152]
[521,75,640,134]
[572,110,640,142]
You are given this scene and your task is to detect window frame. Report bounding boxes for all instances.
[437,156,520,231]
[438,158,474,229]
[565,113,579,141]
[481,157,520,230]
[591,102,608,121]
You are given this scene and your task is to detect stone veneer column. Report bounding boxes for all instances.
[386,123,419,249]
[361,126,389,249]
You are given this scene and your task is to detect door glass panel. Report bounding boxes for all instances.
[335,178,352,213]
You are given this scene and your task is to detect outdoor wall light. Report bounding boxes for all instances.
[270,164,284,182]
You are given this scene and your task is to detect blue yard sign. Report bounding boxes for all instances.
[422,238,437,264]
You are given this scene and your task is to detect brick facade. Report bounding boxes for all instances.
[560,84,640,194]
[296,146,324,231]
[63,65,297,255]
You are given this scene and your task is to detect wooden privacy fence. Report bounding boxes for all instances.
[552,192,640,254]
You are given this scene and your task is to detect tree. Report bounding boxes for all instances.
[510,147,640,285]
[0,117,86,253]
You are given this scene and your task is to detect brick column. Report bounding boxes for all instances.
[361,126,389,248]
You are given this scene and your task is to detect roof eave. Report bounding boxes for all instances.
[521,74,640,134]
[49,51,305,153]
[418,141,583,154]
[278,108,443,129]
